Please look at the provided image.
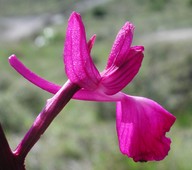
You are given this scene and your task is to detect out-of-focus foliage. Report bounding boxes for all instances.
[0,0,192,169]
[0,0,77,16]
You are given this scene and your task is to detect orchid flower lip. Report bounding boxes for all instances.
[116,94,176,162]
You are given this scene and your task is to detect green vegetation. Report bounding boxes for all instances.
[0,0,192,169]
[0,0,76,16]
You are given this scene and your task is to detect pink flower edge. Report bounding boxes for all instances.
[116,95,176,162]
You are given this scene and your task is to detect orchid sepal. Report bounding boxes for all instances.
[64,12,101,90]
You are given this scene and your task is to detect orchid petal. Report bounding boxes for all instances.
[105,22,135,69]
[116,94,176,162]
[87,34,96,53]
[64,12,101,90]
[8,55,61,94]
[100,46,144,95]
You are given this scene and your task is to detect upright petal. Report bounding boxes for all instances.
[64,12,101,90]
[87,34,96,53]
[116,94,176,162]
[105,22,135,69]
[100,46,144,95]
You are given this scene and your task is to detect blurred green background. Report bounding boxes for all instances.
[0,0,192,169]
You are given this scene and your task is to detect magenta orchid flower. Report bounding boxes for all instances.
[9,12,176,162]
